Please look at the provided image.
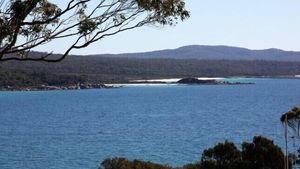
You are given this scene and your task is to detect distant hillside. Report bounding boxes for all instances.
[96,45,300,61]
[2,55,300,85]
[2,46,300,87]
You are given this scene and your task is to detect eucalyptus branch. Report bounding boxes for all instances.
[0,0,189,62]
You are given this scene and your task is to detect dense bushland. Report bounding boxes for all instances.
[1,56,300,87]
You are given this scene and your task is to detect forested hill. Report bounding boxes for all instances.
[1,46,300,87]
[95,45,300,61]
[1,55,300,87]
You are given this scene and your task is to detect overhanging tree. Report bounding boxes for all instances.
[0,0,189,62]
[281,107,300,137]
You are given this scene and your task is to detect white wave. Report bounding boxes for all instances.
[130,78,181,83]
[197,77,225,80]
[115,83,178,87]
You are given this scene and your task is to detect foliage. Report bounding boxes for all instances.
[199,136,288,169]
[0,66,86,87]
[280,107,300,137]
[0,0,189,62]
[242,136,286,169]
[200,141,242,169]
[1,55,300,87]
[98,136,289,169]
[99,157,172,169]
[181,163,201,169]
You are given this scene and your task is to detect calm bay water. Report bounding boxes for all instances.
[0,78,300,169]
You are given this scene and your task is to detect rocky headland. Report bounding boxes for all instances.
[176,77,254,85]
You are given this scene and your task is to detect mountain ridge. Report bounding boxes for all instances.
[2,46,300,86]
[86,45,300,61]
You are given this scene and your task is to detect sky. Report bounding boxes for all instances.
[36,0,300,55]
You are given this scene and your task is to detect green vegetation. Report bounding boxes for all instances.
[281,107,300,169]
[1,55,300,88]
[0,0,189,62]
[0,66,86,88]
[100,158,172,169]
[281,107,300,136]
[99,136,289,169]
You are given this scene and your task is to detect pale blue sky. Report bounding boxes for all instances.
[36,0,300,54]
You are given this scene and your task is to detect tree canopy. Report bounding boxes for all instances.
[0,0,189,62]
[281,107,300,137]
[194,136,287,169]
[99,136,288,169]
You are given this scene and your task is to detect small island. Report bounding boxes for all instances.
[176,77,254,85]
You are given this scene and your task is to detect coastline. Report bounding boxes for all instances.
[0,83,121,92]
[2,75,299,91]
[114,77,255,87]
[129,77,225,83]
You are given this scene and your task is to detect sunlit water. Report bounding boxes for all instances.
[0,78,300,169]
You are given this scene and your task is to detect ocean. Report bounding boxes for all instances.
[0,78,300,169]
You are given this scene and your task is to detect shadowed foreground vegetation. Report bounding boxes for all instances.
[99,136,288,169]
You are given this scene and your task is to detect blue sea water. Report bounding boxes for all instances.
[0,78,300,169]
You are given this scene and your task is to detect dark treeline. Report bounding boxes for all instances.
[1,55,300,86]
[0,66,86,87]
[99,136,288,169]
